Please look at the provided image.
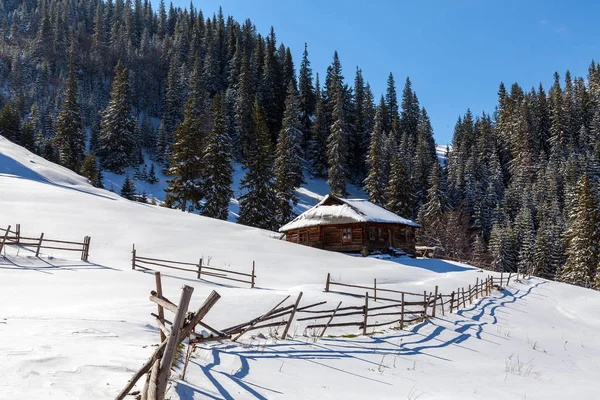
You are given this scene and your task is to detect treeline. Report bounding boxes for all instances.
[428,68,600,290]
[0,0,437,231]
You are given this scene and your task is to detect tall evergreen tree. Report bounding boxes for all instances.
[98,62,136,173]
[298,43,315,148]
[201,93,233,220]
[364,107,386,205]
[237,100,278,230]
[327,89,349,196]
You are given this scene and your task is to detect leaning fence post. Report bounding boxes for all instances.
[325,272,331,292]
[131,244,136,270]
[157,285,194,399]
[35,232,44,257]
[462,287,466,308]
[0,225,10,254]
[197,258,202,280]
[282,291,303,339]
[362,292,369,335]
[251,261,256,289]
[321,301,342,338]
[432,285,439,318]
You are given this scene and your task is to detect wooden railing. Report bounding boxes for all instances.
[0,223,91,261]
[131,244,256,288]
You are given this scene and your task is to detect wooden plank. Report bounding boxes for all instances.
[281,292,303,339]
[137,258,198,273]
[149,292,178,314]
[233,295,291,342]
[362,292,369,335]
[135,255,198,266]
[155,317,170,338]
[296,309,364,321]
[305,321,363,329]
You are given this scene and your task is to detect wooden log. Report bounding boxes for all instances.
[0,225,10,254]
[115,341,167,400]
[475,278,479,299]
[157,285,194,399]
[362,292,369,335]
[180,290,221,339]
[132,244,136,270]
[155,317,170,338]
[325,272,331,292]
[462,287,466,308]
[432,286,438,318]
[149,292,178,315]
[320,301,342,338]
[449,291,454,313]
[233,295,290,341]
[439,294,445,316]
[507,272,512,286]
[329,280,423,297]
[501,271,504,287]
[422,290,427,317]
[468,284,472,304]
[197,258,202,280]
[305,321,363,329]
[154,272,166,343]
[296,301,328,312]
[15,224,20,243]
[296,309,364,322]
[282,292,303,339]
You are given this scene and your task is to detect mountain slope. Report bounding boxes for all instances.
[1,136,600,400]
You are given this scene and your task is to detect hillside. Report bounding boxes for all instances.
[1,136,600,399]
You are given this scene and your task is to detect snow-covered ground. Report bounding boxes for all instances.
[1,135,600,399]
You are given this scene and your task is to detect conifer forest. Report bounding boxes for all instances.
[1,0,600,291]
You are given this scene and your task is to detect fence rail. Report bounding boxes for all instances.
[132,244,256,288]
[0,223,91,260]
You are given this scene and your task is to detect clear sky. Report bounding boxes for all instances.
[163,0,600,144]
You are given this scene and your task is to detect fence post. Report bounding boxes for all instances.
[155,272,166,343]
[251,261,255,289]
[400,292,405,329]
[423,290,427,317]
[81,236,91,261]
[0,225,10,254]
[507,272,512,286]
[432,285,438,318]
[131,244,136,270]
[475,278,479,299]
[439,294,445,316]
[157,285,194,399]
[462,287,466,308]
[282,292,303,339]
[35,232,44,257]
[500,272,504,287]
[374,278,377,302]
[362,292,369,335]
[197,258,202,280]
[325,272,331,292]
[15,224,20,243]
[450,291,455,313]
[468,284,472,304]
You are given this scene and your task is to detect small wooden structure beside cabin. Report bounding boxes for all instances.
[279,194,419,255]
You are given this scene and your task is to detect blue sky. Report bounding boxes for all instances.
[164,0,600,144]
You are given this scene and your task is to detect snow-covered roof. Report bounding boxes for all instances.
[279,194,419,232]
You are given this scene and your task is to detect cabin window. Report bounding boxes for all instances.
[342,228,352,242]
[299,231,309,243]
[369,227,376,241]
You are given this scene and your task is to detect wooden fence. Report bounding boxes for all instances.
[0,223,91,261]
[131,244,256,288]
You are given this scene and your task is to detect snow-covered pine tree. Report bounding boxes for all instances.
[53,40,85,172]
[164,59,209,212]
[308,74,329,178]
[559,174,599,287]
[386,147,414,218]
[98,62,136,173]
[364,106,386,205]
[120,175,137,200]
[274,81,305,225]
[201,93,234,220]
[147,164,159,184]
[80,153,103,188]
[327,89,349,196]
[0,101,20,144]
[237,100,278,231]
[298,43,315,149]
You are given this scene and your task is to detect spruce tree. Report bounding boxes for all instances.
[560,174,599,287]
[120,175,137,200]
[201,93,233,220]
[327,89,349,196]
[237,100,278,230]
[147,163,159,184]
[364,107,386,205]
[298,43,315,148]
[80,153,103,188]
[0,102,20,143]
[54,46,85,171]
[99,62,136,173]
[308,74,329,178]
[386,148,414,218]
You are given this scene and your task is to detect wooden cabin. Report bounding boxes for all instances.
[279,194,419,255]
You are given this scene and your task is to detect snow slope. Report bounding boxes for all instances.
[1,135,600,399]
